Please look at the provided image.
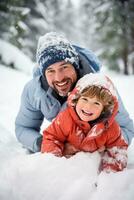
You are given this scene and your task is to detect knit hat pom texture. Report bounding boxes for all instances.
[36,32,79,74]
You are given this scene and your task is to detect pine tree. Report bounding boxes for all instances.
[92,0,134,74]
[0,0,29,49]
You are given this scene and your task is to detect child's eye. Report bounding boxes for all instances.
[94,102,101,106]
[81,97,88,101]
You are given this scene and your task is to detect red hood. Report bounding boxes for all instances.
[67,73,119,130]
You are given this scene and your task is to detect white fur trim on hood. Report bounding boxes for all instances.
[76,73,118,99]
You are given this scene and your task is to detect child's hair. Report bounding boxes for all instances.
[74,85,114,116]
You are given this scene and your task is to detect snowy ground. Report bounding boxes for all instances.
[0,64,134,200]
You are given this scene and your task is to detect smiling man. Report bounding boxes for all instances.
[45,61,77,97]
[15,32,134,153]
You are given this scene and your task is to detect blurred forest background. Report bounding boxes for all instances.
[0,0,134,75]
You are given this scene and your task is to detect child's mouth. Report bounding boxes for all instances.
[82,110,93,116]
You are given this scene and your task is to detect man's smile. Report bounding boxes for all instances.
[55,80,69,87]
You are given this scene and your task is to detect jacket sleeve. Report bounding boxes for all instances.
[41,113,67,156]
[101,146,127,173]
[15,82,44,153]
[101,122,128,172]
[115,91,134,145]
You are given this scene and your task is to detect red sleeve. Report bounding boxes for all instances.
[106,121,128,148]
[101,121,128,172]
[41,111,68,156]
[101,146,127,172]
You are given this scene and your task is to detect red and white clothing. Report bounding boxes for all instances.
[41,73,128,172]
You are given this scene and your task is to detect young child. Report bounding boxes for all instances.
[41,73,128,173]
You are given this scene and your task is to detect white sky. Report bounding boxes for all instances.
[0,41,134,200]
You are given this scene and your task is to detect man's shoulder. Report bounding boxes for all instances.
[73,45,102,74]
[23,76,41,94]
[22,77,46,103]
[25,76,39,88]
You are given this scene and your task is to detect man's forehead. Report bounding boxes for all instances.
[46,61,71,70]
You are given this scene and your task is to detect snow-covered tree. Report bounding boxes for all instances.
[92,0,134,74]
[78,1,96,48]
[0,0,29,48]
[22,0,79,60]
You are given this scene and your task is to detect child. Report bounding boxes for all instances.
[41,73,128,173]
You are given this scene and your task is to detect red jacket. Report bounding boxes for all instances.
[41,105,128,172]
[41,74,128,172]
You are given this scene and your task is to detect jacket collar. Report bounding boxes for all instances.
[68,106,91,130]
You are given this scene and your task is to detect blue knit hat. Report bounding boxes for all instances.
[36,32,79,75]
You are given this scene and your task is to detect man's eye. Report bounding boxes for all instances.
[47,70,54,74]
[63,66,68,69]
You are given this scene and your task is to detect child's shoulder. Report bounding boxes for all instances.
[105,120,121,145]
[56,107,73,124]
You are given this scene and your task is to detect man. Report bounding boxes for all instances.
[15,32,134,153]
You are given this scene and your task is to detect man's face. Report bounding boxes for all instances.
[45,61,77,96]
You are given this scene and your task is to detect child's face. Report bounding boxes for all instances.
[76,96,104,122]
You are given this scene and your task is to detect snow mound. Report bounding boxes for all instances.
[0,152,100,200]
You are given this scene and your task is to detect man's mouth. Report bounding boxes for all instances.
[55,80,69,87]
[53,79,72,96]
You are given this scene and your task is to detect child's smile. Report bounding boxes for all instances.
[76,96,104,122]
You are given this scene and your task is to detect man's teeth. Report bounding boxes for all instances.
[56,81,67,86]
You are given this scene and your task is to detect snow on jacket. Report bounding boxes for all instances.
[15,46,134,153]
[41,73,128,172]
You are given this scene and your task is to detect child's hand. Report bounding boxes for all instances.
[98,146,105,153]
[63,142,79,157]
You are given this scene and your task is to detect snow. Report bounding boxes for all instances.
[0,45,134,200]
[0,40,34,74]
[36,32,78,60]
[37,32,69,53]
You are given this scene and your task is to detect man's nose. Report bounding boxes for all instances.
[55,71,65,82]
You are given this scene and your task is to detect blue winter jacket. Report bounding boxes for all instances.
[15,46,134,152]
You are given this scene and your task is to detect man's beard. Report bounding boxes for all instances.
[53,78,76,97]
